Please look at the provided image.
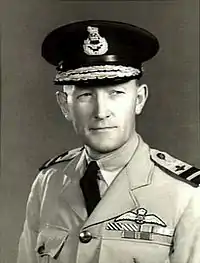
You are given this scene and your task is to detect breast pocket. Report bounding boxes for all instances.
[36,225,69,263]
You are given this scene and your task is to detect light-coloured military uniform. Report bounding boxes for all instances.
[17,136,200,263]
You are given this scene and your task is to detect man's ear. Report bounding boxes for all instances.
[135,84,148,115]
[56,91,72,120]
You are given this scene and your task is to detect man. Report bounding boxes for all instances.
[17,20,200,263]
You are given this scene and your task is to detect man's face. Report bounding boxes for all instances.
[58,80,147,154]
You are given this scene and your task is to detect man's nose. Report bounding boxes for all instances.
[94,93,111,120]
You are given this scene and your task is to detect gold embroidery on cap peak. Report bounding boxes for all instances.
[55,65,141,82]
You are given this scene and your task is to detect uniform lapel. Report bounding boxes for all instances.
[127,138,154,191]
[83,137,154,229]
[59,150,88,221]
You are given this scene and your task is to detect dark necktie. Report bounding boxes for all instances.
[80,161,101,216]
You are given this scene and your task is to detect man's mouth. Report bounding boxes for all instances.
[90,126,117,131]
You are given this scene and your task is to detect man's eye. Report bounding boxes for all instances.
[77,93,92,99]
[110,90,125,95]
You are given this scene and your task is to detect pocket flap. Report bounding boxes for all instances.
[36,225,69,258]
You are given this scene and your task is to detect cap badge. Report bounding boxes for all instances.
[83,26,108,56]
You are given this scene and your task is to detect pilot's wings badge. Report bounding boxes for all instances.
[115,208,166,227]
[106,208,173,243]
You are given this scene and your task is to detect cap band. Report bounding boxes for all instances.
[55,65,141,83]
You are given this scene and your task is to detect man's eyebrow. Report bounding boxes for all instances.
[75,87,93,92]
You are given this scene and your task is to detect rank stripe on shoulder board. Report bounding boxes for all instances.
[39,147,83,171]
[39,151,68,171]
[187,172,200,185]
[150,149,200,187]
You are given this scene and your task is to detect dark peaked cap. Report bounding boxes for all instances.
[42,20,159,85]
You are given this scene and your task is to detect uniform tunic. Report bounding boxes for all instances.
[17,136,200,263]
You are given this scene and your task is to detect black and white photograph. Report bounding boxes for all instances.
[1,0,199,262]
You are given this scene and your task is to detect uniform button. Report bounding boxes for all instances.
[37,243,45,254]
[157,152,166,160]
[79,230,92,243]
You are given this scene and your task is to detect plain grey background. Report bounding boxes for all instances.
[1,0,199,262]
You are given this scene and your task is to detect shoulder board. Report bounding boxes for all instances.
[150,148,200,187]
[39,147,83,171]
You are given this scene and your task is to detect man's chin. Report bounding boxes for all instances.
[85,140,122,154]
